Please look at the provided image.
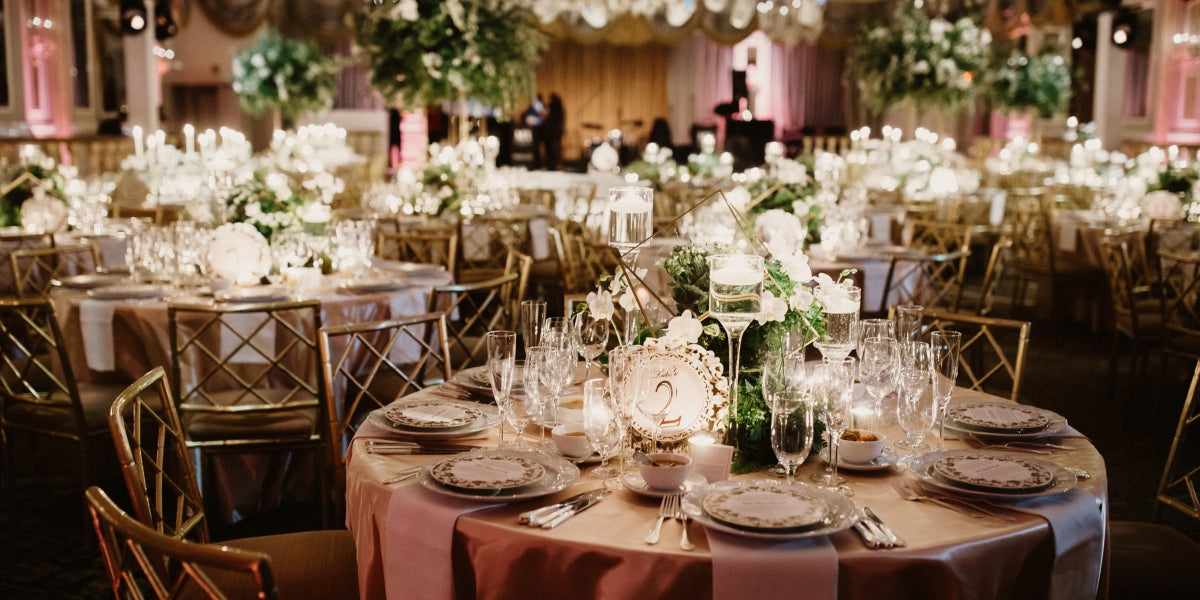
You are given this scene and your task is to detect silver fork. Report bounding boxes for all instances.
[644,495,675,545]
[672,495,695,551]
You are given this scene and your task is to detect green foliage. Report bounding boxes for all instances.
[1150,163,1200,200]
[231,27,339,119]
[0,163,67,228]
[224,169,307,241]
[988,48,1073,119]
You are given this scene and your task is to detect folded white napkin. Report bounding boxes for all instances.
[385,482,501,600]
[529,218,550,260]
[79,299,118,371]
[707,529,838,600]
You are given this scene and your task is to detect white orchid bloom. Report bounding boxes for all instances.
[756,290,788,325]
[666,310,704,345]
[586,289,615,320]
[778,250,813,284]
[789,287,815,312]
[618,289,638,312]
[814,274,859,313]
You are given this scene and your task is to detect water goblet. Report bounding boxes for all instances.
[606,186,653,268]
[573,310,609,379]
[814,285,861,362]
[894,304,925,342]
[809,358,855,495]
[895,341,933,459]
[582,378,623,479]
[763,352,812,484]
[707,254,764,445]
[860,337,899,429]
[485,331,516,450]
[931,330,962,450]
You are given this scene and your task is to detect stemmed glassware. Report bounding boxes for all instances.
[606,186,653,268]
[582,378,623,479]
[895,341,934,462]
[573,310,609,379]
[635,366,671,454]
[763,353,813,485]
[485,331,516,450]
[523,346,552,448]
[814,286,861,361]
[608,345,648,473]
[519,300,546,356]
[707,254,764,445]
[856,318,894,359]
[540,317,575,428]
[859,337,898,429]
[894,304,925,342]
[931,330,962,449]
[810,357,855,496]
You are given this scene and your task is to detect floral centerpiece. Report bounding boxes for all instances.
[232,27,340,120]
[224,168,326,241]
[988,48,1073,119]
[622,143,679,189]
[848,3,991,114]
[387,139,498,216]
[353,0,547,112]
[1,146,71,229]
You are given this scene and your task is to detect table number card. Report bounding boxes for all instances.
[630,338,728,443]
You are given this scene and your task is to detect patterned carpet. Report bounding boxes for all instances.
[1,316,1198,598]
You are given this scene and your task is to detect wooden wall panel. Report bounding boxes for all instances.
[535,41,671,161]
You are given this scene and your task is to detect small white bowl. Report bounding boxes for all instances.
[638,453,692,491]
[838,429,886,464]
[551,424,592,458]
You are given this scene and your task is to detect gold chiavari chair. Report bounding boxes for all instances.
[167,300,332,525]
[914,308,1032,402]
[0,298,126,515]
[1007,189,1105,321]
[87,486,282,600]
[318,313,452,507]
[375,226,458,274]
[0,230,53,297]
[106,368,358,598]
[110,203,181,225]
[975,237,1013,316]
[10,243,102,298]
[1157,250,1200,365]
[429,273,520,372]
[1108,360,1200,599]
[1099,232,1162,397]
[875,250,972,317]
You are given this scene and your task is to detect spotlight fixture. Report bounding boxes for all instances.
[1112,10,1135,48]
[120,0,147,35]
[155,0,179,40]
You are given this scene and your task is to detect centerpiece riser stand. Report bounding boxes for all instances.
[243,107,281,154]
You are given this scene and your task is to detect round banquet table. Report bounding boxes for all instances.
[345,386,1108,600]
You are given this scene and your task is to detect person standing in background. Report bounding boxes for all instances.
[543,93,565,170]
[524,94,546,167]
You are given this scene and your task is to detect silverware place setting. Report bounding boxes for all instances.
[366,440,481,455]
[518,488,610,529]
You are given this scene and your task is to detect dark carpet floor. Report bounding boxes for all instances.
[2,311,1199,598]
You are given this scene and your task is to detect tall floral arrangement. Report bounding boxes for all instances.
[353,0,547,112]
[0,147,70,228]
[988,48,1073,119]
[232,28,340,119]
[848,3,991,114]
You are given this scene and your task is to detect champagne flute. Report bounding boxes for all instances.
[582,378,623,479]
[856,318,894,359]
[895,341,933,460]
[523,346,552,448]
[810,357,855,496]
[814,285,861,361]
[573,310,609,379]
[931,330,962,450]
[485,331,516,450]
[608,345,648,473]
[860,337,899,429]
[519,300,546,356]
[540,318,575,428]
[894,304,925,343]
[763,353,813,484]
[635,364,671,454]
[707,254,764,446]
[606,186,653,268]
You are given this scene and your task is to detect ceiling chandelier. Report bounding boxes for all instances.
[531,0,826,46]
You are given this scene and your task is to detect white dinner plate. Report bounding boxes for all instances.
[86,283,163,300]
[622,472,707,498]
[53,273,128,289]
[214,286,291,303]
[682,479,857,540]
[910,450,1078,500]
[417,449,579,503]
[429,453,546,491]
[383,400,484,431]
[367,399,498,440]
[945,401,1054,434]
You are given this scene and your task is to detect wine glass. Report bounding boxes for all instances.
[856,318,894,360]
[931,330,962,450]
[859,337,898,429]
[895,341,934,461]
[814,285,861,361]
[809,357,855,496]
[894,304,925,343]
[763,353,813,484]
[606,186,653,268]
[607,345,648,473]
[573,310,609,379]
[486,331,516,450]
[519,300,546,355]
[582,378,623,479]
[707,254,764,445]
[523,346,552,448]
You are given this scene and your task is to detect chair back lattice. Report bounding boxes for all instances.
[1006,190,1056,272]
[1100,232,1157,342]
[917,308,1032,402]
[877,250,971,316]
[11,243,101,298]
[1155,360,1200,526]
[86,486,279,600]
[109,366,210,544]
[0,232,52,296]
[375,227,458,274]
[318,314,452,479]
[167,300,326,448]
[429,273,520,372]
[0,297,84,430]
[976,238,1013,316]
[1158,250,1200,360]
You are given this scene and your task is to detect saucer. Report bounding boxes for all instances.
[837,448,898,472]
[621,471,707,498]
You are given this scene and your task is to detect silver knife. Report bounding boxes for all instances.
[864,507,906,548]
[542,489,610,529]
[519,489,607,525]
